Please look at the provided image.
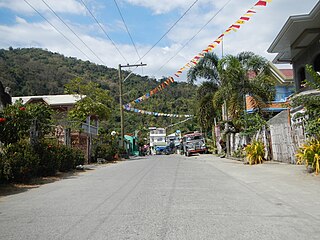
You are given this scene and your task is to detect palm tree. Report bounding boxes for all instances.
[188,51,275,128]
[195,81,220,135]
[187,53,221,134]
[187,53,220,85]
[215,52,275,120]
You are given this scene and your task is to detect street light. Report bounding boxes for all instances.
[118,63,147,148]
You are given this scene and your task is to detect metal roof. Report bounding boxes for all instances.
[267,2,320,63]
[12,94,83,106]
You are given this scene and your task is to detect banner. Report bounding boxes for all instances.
[123,105,193,118]
[124,0,272,117]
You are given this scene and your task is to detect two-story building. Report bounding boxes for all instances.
[265,1,320,162]
[267,1,320,92]
[149,127,166,154]
[12,94,96,162]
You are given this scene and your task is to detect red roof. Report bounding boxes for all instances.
[279,69,293,79]
[247,71,257,80]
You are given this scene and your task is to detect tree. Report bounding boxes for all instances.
[215,52,275,121]
[0,101,53,145]
[187,53,220,85]
[187,51,275,135]
[195,81,219,134]
[187,53,221,134]
[64,77,113,122]
[291,65,320,137]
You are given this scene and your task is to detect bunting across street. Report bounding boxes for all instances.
[123,105,193,118]
[124,0,272,117]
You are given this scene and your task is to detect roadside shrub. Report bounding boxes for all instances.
[0,152,8,182]
[57,145,75,172]
[3,140,40,182]
[245,140,265,165]
[232,147,246,159]
[73,148,85,166]
[94,143,116,161]
[0,102,53,146]
[57,146,85,172]
[296,138,320,175]
[33,141,61,177]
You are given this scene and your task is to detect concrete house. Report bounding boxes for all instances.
[12,94,97,162]
[246,63,295,116]
[265,2,320,163]
[267,1,320,92]
[149,127,166,154]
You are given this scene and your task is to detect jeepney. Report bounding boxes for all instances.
[182,132,207,157]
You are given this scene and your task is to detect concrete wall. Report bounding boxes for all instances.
[268,110,296,164]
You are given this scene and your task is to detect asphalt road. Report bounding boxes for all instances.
[1,154,320,240]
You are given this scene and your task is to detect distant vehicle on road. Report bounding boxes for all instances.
[155,146,168,155]
[182,132,207,157]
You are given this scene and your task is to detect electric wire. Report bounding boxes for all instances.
[154,0,233,76]
[79,0,129,64]
[135,0,199,64]
[23,0,94,62]
[113,0,141,61]
[41,0,106,65]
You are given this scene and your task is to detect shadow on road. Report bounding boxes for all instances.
[0,171,81,198]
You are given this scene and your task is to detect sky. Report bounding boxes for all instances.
[0,0,319,81]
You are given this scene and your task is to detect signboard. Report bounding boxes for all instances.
[81,123,98,135]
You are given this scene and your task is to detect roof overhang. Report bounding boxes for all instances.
[268,62,293,84]
[267,2,320,64]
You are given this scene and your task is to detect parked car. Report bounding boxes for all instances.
[155,146,167,155]
[182,132,207,157]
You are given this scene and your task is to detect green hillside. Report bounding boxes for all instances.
[0,48,199,134]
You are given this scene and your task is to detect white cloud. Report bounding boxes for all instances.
[124,0,218,14]
[0,0,319,82]
[0,0,86,15]
[15,16,28,24]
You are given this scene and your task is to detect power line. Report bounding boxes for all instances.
[136,0,199,64]
[41,0,106,65]
[79,0,129,64]
[23,0,94,62]
[113,0,141,61]
[154,0,233,76]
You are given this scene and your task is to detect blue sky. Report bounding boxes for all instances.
[0,0,319,80]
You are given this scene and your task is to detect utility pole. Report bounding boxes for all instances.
[118,63,147,148]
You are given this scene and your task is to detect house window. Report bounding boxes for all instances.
[313,54,320,72]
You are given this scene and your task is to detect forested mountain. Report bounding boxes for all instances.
[0,48,199,134]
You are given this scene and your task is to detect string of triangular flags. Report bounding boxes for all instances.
[123,105,193,118]
[124,0,272,118]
